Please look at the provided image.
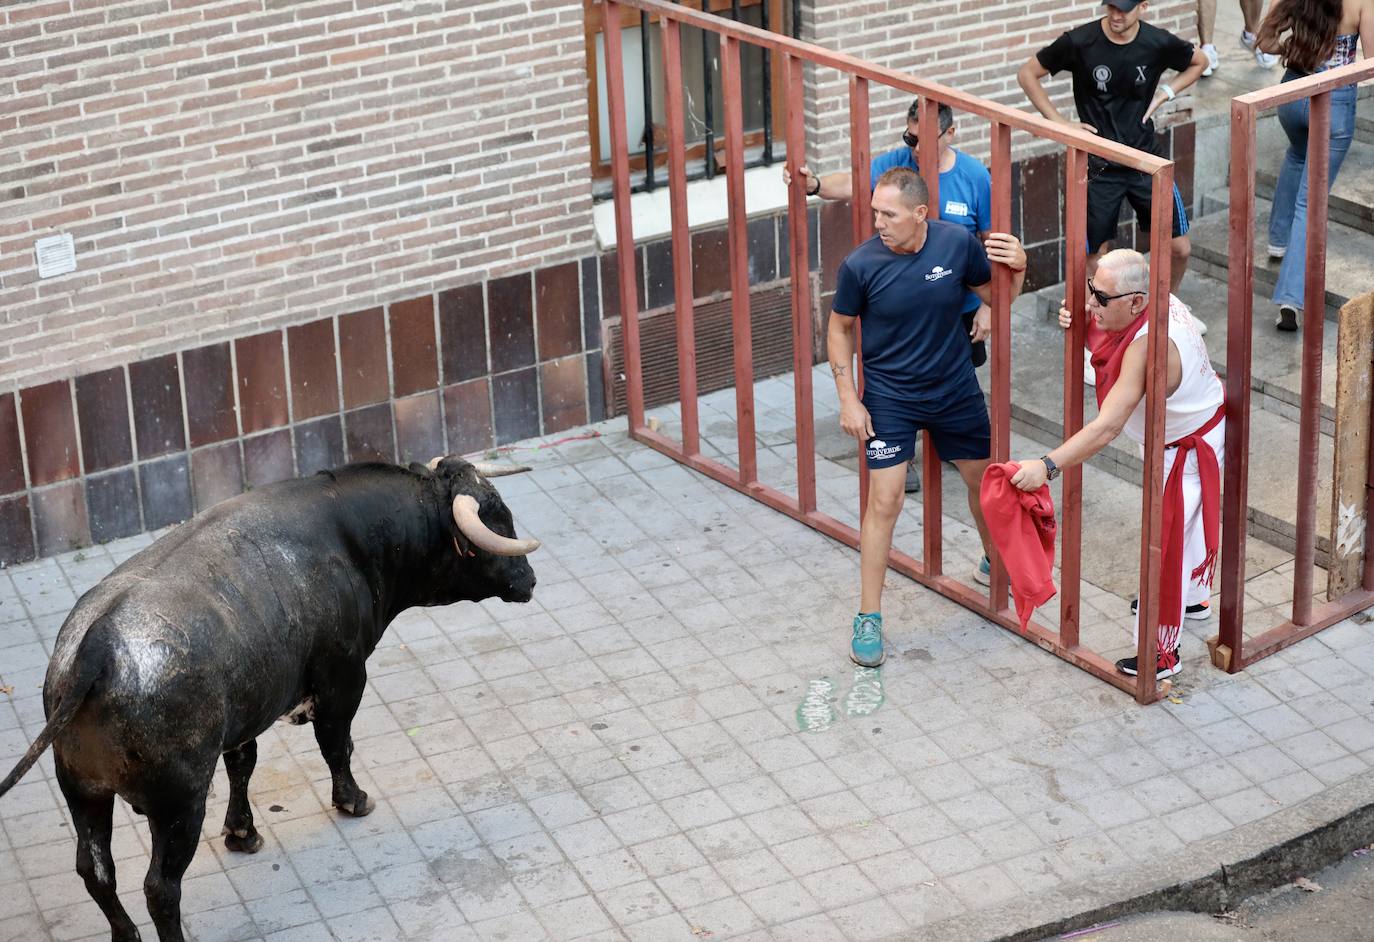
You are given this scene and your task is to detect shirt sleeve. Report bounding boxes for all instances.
[965,229,993,287]
[868,148,906,192]
[832,257,865,317]
[1161,31,1196,74]
[972,161,992,232]
[1035,31,1076,76]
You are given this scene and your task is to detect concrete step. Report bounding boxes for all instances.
[1257,140,1374,237]
[1189,191,1373,319]
[1032,270,1337,434]
[1359,94,1374,145]
[1009,287,1335,562]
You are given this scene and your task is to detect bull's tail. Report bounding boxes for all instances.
[0,622,106,799]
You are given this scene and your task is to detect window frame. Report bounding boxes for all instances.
[582,0,789,183]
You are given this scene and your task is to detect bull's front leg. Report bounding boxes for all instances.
[310,660,375,817]
[221,739,264,853]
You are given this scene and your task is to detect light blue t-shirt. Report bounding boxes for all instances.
[869,147,992,313]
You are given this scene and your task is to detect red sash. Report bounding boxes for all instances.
[1091,311,1225,639]
[1158,402,1225,635]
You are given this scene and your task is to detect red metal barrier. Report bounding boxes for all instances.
[1214,60,1374,673]
[602,0,1183,703]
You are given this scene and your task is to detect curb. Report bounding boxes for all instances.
[902,774,1374,942]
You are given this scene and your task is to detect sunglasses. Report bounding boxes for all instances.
[1087,277,1145,307]
[901,126,950,148]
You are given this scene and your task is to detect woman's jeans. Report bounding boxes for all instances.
[1268,69,1357,310]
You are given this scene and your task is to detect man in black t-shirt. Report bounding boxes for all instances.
[1018,0,1207,300]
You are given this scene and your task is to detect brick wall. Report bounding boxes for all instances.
[0,0,596,395]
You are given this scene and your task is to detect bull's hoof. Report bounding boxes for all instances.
[223,829,264,854]
[334,793,376,817]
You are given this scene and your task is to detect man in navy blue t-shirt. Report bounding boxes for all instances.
[786,98,996,494]
[830,167,1026,667]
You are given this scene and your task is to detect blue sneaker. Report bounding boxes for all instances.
[973,556,991,586]
[850,613,885,667]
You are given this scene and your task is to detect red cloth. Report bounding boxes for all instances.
[1091,312,1225,645]
[979,462,1057,631]
[1086,306,1149,409]
[1157,403,1225,638]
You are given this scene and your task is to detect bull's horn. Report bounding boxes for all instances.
[469,460,531,477]
[427,456,443,470]
[452,495,540,556]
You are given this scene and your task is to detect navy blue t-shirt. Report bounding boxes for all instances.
[832,219,992,402]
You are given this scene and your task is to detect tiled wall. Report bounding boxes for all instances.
[0,261,608,566]
[0,122,1197,565]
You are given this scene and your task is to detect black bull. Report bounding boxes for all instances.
[0,456,539,942]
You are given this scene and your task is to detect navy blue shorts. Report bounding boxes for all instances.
[1086,160,1189,255]
[862,387,991,469]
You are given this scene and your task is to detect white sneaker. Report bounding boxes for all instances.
[1201,44,1219,77]
[1241,31,1280,69]
[1266,243,1287,259]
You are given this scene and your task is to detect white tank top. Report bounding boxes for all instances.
[1122,294,1224,445]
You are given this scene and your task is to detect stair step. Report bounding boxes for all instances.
[1359,94,1374,145]
[1008,289,1336,561]
[1257,141,1374,237]
[1189,192,1373,319]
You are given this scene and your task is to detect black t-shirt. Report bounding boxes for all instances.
[832,220,992,403]
[1036,20,1194,155]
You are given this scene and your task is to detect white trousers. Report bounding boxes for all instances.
[1131,420,1226,654]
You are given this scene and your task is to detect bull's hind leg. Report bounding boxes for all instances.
[56,769,142,942]
[143,793,208,942]
[311,659,375,817]
[221,739,264,853]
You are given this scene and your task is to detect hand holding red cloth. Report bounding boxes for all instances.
[979,463,1057,631]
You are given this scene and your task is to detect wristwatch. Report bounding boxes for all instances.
[1041,455,1060,481]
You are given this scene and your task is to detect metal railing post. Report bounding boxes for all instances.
[1061,146,1089,649]
[786,52,816,513]
[1292,90,1332,627]
[720,34,758,485]
[661,15,699,457]
[604,0,646,430]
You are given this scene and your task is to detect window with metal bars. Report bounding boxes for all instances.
[583,0,798,198]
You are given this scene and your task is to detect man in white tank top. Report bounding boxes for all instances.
[1006,249,1225,680]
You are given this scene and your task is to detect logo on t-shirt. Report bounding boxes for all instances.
[867,439,901,461]
[1093,64,1111,92]
[944,200,970,218]
[925,265,954,282]
[1135,65,1149,84]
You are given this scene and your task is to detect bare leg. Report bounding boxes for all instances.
[952,458,993,560]
[311,662,375,817]
[1197,0,1217,44]
[1087,244,1108,282]
[221,739,264,854]
[859,464,907,613]
[1239,0,1263,34]
[58,770,141,942]
[1170,234,1191,293]
[144,794,208,942]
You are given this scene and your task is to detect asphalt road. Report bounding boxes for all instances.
[1040,847,1374,941]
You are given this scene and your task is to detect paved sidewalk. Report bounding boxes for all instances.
[3,378,1374,942]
